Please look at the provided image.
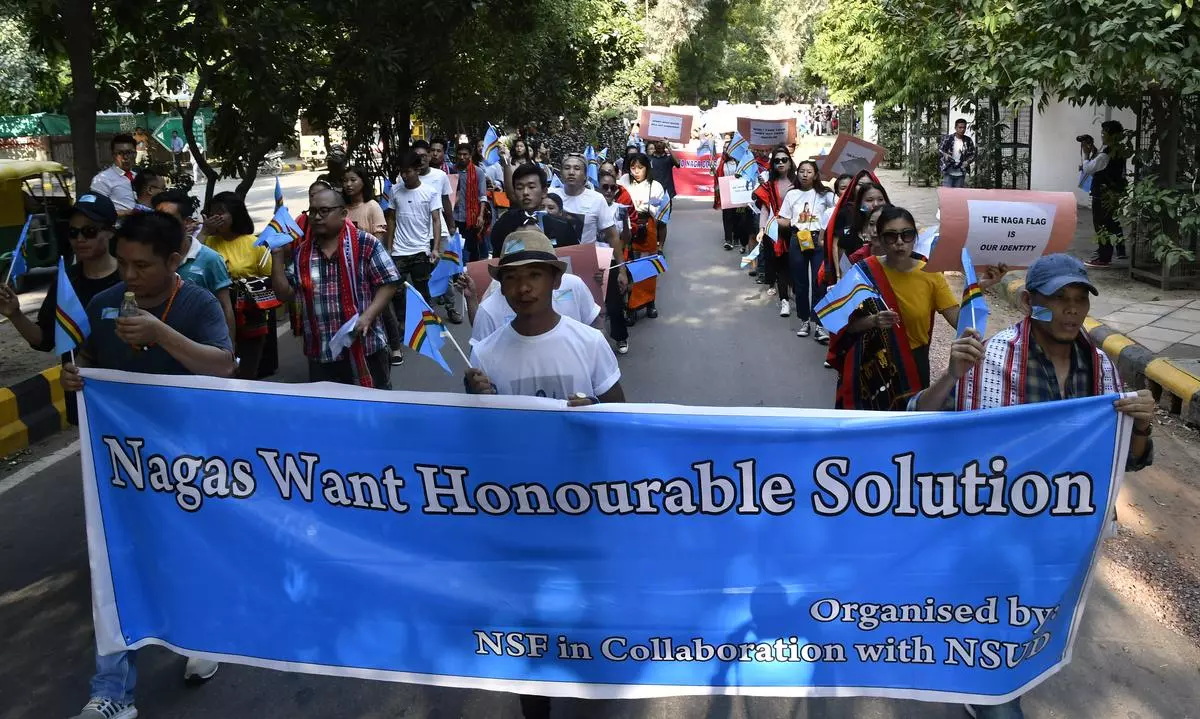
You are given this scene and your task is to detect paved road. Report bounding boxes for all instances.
[1,200,1196,719]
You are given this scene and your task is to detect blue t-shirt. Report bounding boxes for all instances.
[84,280,233,375]
[178,241,232,294]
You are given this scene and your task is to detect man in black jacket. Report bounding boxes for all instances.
[1081,120,1128,266]
[490,163,578,254]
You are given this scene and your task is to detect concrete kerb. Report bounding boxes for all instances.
[993,274,1200,425]
[280,161,306,174]
[0,366,68,458]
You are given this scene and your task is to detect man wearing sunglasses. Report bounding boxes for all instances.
[89,134,139,216]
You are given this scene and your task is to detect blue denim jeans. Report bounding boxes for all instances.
[971,697,1024,718]
[942,173,967,188]
[90,648,136,703]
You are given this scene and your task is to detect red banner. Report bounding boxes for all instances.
[672,150,716,198]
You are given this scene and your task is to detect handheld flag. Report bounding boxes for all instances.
[813,262,882,334]
[653,196,672,224]
[598,148,608,162]
[735,152,759,182]
[765,215,780,242]
[274,176,285,210]
[549,173,564,191]
[428,231,465,297]
[740,242,761,269]
[726,132,750,162]
[53,257,89,355]
[696,138,714,159]
[914,224,939,262]
[1078,170,1093,193]
[4,215,32,283]
[403,284,453,374]
[958,248,990,339]
[584,146,600,187]
[255,205,304,250]
[483,125,502,166]
[378,178,393,213]
[626,254,668,284]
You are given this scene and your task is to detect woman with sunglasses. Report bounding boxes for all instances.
[204,191,275,380]
[777,160,837,341]
[752,145,800,317]
[618,152,666,319]
[832,206,963,410]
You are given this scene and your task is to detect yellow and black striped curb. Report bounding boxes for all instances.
[995,276,1200,425]
[0,366,69,458]
[279,161,306,174]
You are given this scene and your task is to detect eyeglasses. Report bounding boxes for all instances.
[600,184,617,191]
[310,205,345,219]
[68,225,105,240]
[880,228,918,244]
[114,149,137,157]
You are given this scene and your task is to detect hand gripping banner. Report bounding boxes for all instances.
[78,370,1130,705]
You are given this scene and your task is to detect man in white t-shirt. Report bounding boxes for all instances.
[466,228,624,404]
[559,154,632,354]
[409,138,462,323]
[388,150,443,351]
[460,268,601,343]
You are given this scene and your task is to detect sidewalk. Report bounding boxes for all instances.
[879,169,1200,423]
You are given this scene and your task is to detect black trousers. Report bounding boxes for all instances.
[605,258,628,342]
[308,349,392,389]
[721,208,749,250]
[1092,191,1124,261]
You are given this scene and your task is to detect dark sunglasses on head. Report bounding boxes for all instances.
[880,228,918,244]
[68,225,105,240]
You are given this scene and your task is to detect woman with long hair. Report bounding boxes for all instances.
[511,138,534,166]
[343,165,386,237]
[834,173,854,198]
[824,176,888,286]
[778,160,837,340]
[752,144,800,317]
[204,191,275,380]
[618,152,666,319]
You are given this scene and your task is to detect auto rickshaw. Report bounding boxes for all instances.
[0,159,73,292]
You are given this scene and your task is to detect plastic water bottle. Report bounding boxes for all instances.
[119,291,143,351]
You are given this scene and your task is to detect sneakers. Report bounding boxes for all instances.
[814,326,830,344]
[646,306,659,319]
[823,360,834,369]
[390,351,405,366]
[446,308,463,324]
[71,698,137,719]
[797,321,811,338]
[779,299,791,317]
[767,287,777,296]
[1084,255,1111,268]
[184,656,219,684]
[723,241,733,251]
[1115,243,1128,260]
[616,340,629,355]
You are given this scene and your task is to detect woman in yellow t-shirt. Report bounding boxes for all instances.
[203,191,273,380]
[834,206,1004,410]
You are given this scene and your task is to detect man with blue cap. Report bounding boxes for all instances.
[913,253,1154,718]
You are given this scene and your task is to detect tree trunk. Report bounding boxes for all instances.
[62,0,98,194]
[183,70,222,207]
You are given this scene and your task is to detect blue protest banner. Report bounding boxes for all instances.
[79,370,1130,703]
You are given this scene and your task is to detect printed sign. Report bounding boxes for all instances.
[79,375,1130,703]
[819,134,886,178]
[719,175,755,208]
[736,118,797,149]
[672,149,716,197]
[927,189,1078,271]
[638,109,694,143]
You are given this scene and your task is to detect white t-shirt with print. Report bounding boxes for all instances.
[780,188,837,231]
[560,188,615,246]
[470,315,620,399]
[419,167,452,238]
[470,273,600,343]
[389,182,442,256]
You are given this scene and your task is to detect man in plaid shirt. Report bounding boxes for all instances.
[269,188,401,388]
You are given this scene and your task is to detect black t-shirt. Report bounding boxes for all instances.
[649,155,678,197]
[36,264,121,353]
[490,208,579,256]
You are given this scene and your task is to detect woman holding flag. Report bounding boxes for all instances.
[753,144,801,317]
[618,152,666,320]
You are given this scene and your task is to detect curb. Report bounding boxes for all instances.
[0,366,69,458]
[279,162,306,174]
[994,275,1200,425]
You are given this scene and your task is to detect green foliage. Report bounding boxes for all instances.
[874,104,904,169]
[1120,178,1199,269]
[0,13,69,114]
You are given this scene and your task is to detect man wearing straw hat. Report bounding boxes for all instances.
[465,228,624,408]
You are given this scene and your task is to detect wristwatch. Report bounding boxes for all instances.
[1132,423,1152,437]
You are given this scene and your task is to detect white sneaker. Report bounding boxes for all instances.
[71,698,137,719]
[184,656,220,684]
[779,299,791,317]
[797,320,811,337]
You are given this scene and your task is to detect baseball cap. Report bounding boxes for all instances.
[488,229,567,279]
[71,193,118,227]
[1025,254,1098,296]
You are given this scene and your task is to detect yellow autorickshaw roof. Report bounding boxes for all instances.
[0,159,66,182]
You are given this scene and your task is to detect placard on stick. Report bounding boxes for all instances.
[736,117,797,149]
[819,134,887,178]
[926,189,1078,272]
[637,109,694,143]
[718,175,755,208]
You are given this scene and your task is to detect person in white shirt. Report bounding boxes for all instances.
[616,152,665,320]
[89,134,138,216]
[777,160,838,342]
[170,131,186,170]
[407,139,460,323]
[460,269,601,343]
[466,228,624,403]
[560,154,631,354]
[388,150,443,348]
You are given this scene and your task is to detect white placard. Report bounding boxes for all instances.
[747,120,790,147]
[646,113,685,142]
[965,200,1057,267]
